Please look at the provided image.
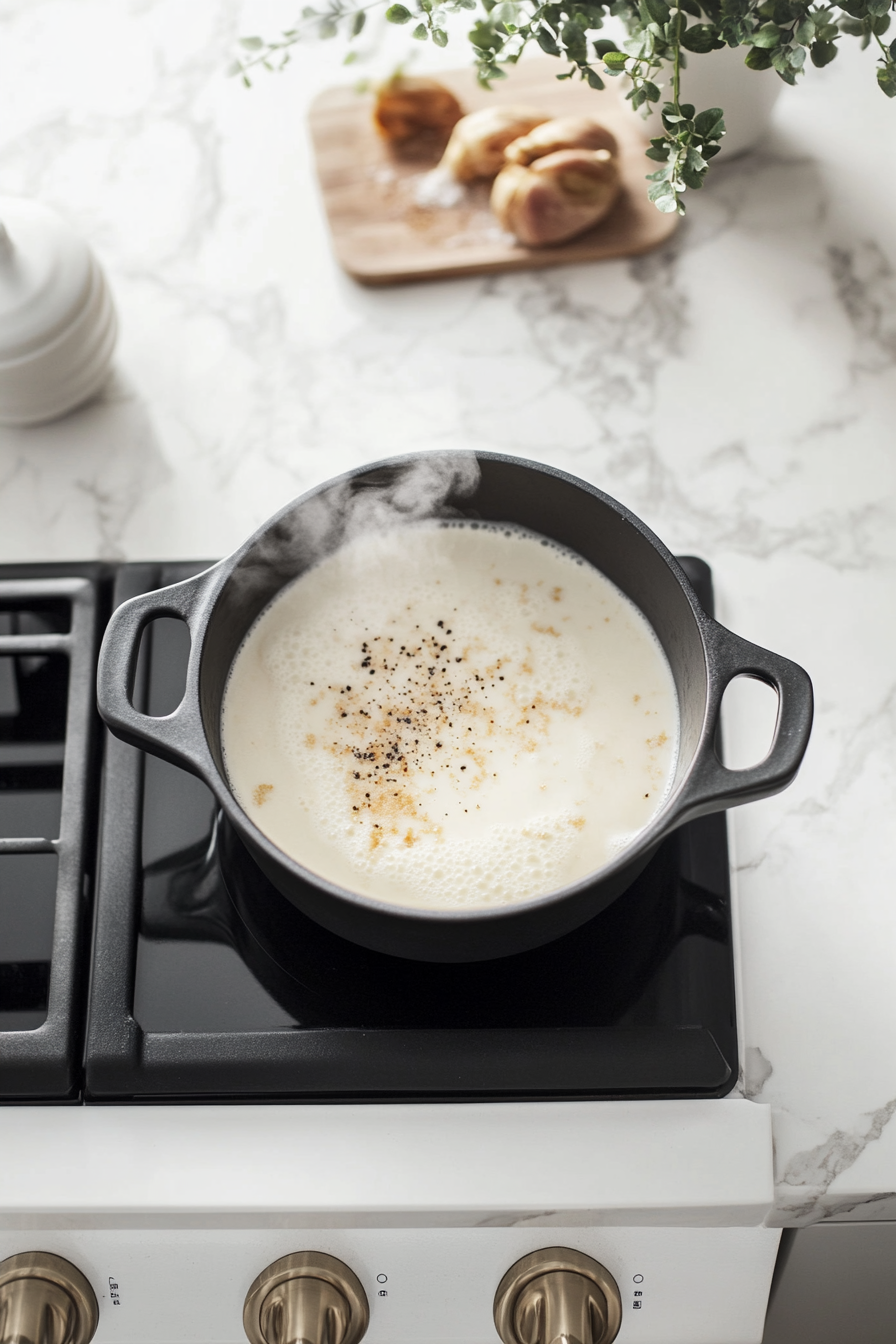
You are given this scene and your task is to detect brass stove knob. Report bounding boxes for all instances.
[243,1253,369,1344]
[494,1248,622,1344]
[0,1253,98,1344]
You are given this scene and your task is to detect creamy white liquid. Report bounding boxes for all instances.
[221,522,678,910]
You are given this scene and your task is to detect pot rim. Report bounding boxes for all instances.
[97,450,814,934]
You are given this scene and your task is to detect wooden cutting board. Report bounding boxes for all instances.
[308,58,678,286]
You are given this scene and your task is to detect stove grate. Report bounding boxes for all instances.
[0,569,107,1099]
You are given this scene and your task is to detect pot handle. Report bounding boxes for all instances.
[96,566,220,778]
[672,620,813,823]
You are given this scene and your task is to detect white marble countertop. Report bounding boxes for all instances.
[2,0,896,1228]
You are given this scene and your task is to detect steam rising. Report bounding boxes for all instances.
[297,451,480,563]
[237,452,481,592]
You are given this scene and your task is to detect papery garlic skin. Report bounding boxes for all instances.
[504,116,620,166]
[491,148,621,247]
[440,106,549,181]
[374,76,463,143]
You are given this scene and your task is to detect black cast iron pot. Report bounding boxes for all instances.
[97,452,813,962]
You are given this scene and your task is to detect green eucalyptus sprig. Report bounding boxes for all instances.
[231,0,896,214]
[596,1,727,211]
[229,2,373,81]
[645,103,726,211]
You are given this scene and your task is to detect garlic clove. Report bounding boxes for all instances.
[373,76,463,143]
[439,106,550,181]
[490,149,621,247]
[504,115,619,165]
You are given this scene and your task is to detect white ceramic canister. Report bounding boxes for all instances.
[0,198,117,426]
[636,43,782,159]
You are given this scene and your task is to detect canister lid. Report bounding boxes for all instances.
[0,197,94,362]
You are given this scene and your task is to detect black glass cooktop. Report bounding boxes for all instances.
[85,559,737,1103]
[0,558,737,1102]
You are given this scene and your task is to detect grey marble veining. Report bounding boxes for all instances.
[1,0,896,1226]
[772,1098,896,1226]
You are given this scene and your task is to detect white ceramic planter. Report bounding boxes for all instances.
[0,198,117,426]
[636,42,782,159]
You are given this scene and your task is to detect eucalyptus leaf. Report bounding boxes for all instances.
[771,51,798,78]
[644,0,672,24]
[752,20,783,42]
[809,36,837,59]
[537,24,563,51]
[681,22,722,49]
[469,19,498,47]
[666,10,688,40]
[562,17,589,57]
[878,59,896,92]
[694,105,725,135]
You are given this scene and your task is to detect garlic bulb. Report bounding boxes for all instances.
[439,106,549,182]
[490,149,621,247]
[373,76,463,143]
[504,116,619,165]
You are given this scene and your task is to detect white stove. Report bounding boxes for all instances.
[0,1101,779,1344]
[0,559,780,1344]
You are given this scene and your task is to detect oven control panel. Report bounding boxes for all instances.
[0,1226,780,1344]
